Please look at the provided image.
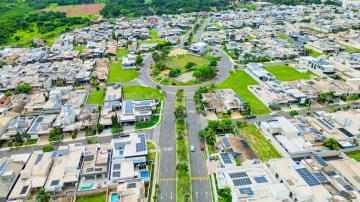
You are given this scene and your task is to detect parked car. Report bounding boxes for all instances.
[270,112,278,116]
[190,145,195,152]
[200,144,205,151]
[246,114,256,119]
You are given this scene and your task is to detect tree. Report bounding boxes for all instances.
[111,114,123,134]
[241,102,251,115]
[185,62,196,70]
[289,110,299,117]
[322,138,340,150]
[48,128,63,142]
[169,68,181,78]
[136,55,143,65]
[219,186,232,200]
[15,82,32,94]
[36,188,51,202]
[193,65,217,80]
[97,124,104,133]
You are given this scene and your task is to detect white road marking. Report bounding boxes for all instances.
[196,191,199,199]
[206,191,208,199]
[170,192,173,200]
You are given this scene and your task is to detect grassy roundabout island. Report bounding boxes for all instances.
[151,49,219,86]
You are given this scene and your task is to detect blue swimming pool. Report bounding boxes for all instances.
[79,183,94,191]
[140,170,149,181]
[119,149,124,156]
[111,193,119,202]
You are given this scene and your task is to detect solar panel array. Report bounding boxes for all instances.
[20,186,29,195]
[254,176,268,183]
[0,160,10,175]
[136,134,146,152]
[239,187,254,195]
[35,154,43,165]
[296,168,320,186]
[313,156,328,167]
[127,183,136,188]
[229,172,248,179]
[314,172,328,183]
[344,184,354,191]
[233,178,252,186]
[223,138,231,148]
[220,153,232,164]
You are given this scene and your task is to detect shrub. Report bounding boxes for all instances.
[42,145,53,152]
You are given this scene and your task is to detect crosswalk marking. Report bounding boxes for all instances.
[191,176,208,181]
[160,178,176,182]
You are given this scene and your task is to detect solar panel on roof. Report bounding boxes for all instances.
[313,156,328,167]
[233,178,252,186]
[338,128,354,138]
[0,160,10,175]
[136,134,146,152]
[229,172,248,179]
[51,180,60,186]
[112,171,120,178]
[314,172,328,183]
[296,168,320,186]
[240,140,250,148]
[254,176,268,183]
[127,183,136,188]
[239,187,254,195]
[20,186,29,195]
[35,154,43,165]
[223,138,231,148]
[344,184,354,191]
[51,152,58,159]
[220,153,232,164]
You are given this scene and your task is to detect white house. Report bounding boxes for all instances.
[189,42,209,54]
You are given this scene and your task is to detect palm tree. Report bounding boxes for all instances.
[36,188,50,202]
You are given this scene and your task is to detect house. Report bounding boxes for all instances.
[201,89,244,113]
[8,151,54,200]
[100,84,122,127]
[299,56,335,74]
[189,42,209,55]
[0,115,14,140]
[122,54,137,69]
[45,144,85,192]
[116,179,146,201]
[27,115,57,138]
[247,63,275,81]
[0,154,30,201]
[3,116,35,141]
[120,99,158,124]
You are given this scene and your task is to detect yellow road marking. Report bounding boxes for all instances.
[191,177,209,181]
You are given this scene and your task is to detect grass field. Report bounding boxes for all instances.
[278,33,289,40]
[116,48,128,58]
[76,192,106,202]
[149,29,159,39]
[123,86,164,101]
[346,151,360,162]
[165,54,210,70]
[138,39,166,45]
[43,3,105,16]
[265,65,317,81]
[217,70,270,114]
[305,48,321,57]
[107,61,137,83]
[135,115,160,129]
[86,88,105,105]
[74,45,85,52]
[340,44,360,53]
[240,125,282,161]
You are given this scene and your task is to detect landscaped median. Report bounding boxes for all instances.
[175,89,192,202]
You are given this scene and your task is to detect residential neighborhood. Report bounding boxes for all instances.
[0,1,360,202]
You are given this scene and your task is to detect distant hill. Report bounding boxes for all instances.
[263,0,321,5]
[100,0,234,18]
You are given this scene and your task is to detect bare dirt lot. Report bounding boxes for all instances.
[44,3,105,16]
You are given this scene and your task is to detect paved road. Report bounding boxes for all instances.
[193,18,210,43]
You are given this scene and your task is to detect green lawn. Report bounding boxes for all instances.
[107,61,137,83]
[240,125,281,161]
[278,33,289,40]
[346,151,360,162]
[213,23,224,30]
[149,29,159,39]
[216,70,270,114]
[116,48,129,58]
[305,48,321,57]
[74,45,85,52]
[123,86,164,101]
[265,65,317,81]
[165,54,210,70]
[138,39,166,45]
[247,34,255,40]
[86,88,105,105]
[339,44,360,53]
[76,192,106,202]
[135,115,160,129]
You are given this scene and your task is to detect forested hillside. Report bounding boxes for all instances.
[100,0,233,18]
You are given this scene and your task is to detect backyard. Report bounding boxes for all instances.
[216,70,270,114]
[107,61,138,83]
[76,192,106,202]
[265,65,317,81]
[239,125,282,161]
[135,115,160,129]
[339,44,360,53]
[116,48,128,58]
[86,88,105,105]
[305,48,321,57]
[123,86,164,101]
[346,151,360,162]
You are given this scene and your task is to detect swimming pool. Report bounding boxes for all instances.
[119,149,124,156]
[140,170,149,181]
[79,184,94,191]
[111,193,119,202]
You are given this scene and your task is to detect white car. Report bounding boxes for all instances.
[270,112,278,116]
[190,145,195,152]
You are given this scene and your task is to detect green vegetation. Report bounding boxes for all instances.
[346,151,360,162]
[138,39,167,45]
[239,125,281,161]
[175,89,192,202]
[238,4,256,10]
[135,115,160,129]
[217,71,270,114]
[267,0,320,5]
[322,138,340,150]
[15,83,32,94]
[100,0,231,18]
[86,88,105,105]
[165,54,210,70]
[213,23,224,30]
[289,110,299,117]
[42,145,54,152]
[305,48,321,58]
[48,128,64,142]
[198,119,235,145]
[35,188,51,202]
[76,192,106,202]
[107,61,138,83]
[218,187,232,202]
[116,48,128,58]
[123,86,164,101]
[265,65,317,81]
[278,33,289,40]
[149,29,159,39]
[339,44,360,53]
[74,44,85,52]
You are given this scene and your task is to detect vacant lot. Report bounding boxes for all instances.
[216,70,270,114]
[107,61,137,83]
[265,65,316,81]
[165,54,209,70]
[86,88,105,105]
[123,86,164,101]
[240,125,281,161]
[44,3,105,16]
[149,29,159,39]
[76,192,106,202]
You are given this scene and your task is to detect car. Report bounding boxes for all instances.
[200,144,205,151]
[270,112,278,116]
[190,145,195,152]
[246,114,256,119]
